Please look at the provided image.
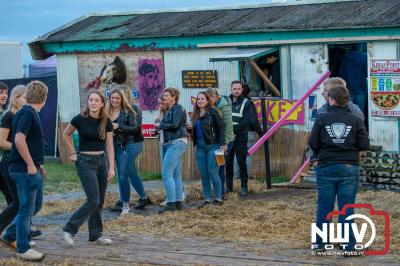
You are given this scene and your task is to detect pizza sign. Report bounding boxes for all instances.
[370,60,400,117]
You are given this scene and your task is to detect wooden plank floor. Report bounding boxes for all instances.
[0,228,398,265]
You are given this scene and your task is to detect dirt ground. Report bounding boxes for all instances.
[0,182,399,265]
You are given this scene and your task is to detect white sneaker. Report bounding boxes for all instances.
[121,204,130,215]
[16,248,44,261]
[62,231,74,246]
[182,191,187,202]
[95,237,112,245]
[29,241,36,247]
[160,200,167,207]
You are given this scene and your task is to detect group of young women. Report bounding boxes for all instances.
[0,84,232,247]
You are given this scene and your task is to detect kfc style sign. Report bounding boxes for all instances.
[252,98,305,125]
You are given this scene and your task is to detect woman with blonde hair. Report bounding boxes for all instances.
[106,88,151,215]
[62,91,115,246]
[0,85,27,240]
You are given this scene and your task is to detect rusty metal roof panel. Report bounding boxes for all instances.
[68,15,136,41]
[45,16,111,42]
[38,0,400,43]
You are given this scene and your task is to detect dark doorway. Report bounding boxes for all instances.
[328,43,368,127]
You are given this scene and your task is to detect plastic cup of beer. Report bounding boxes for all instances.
[215,149,225,166]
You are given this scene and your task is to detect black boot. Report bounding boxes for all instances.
[30,230,42,239]
[134,197,152,210]
[226,178,233,193]
[158,202,177,214]
[212,199,223,205]
[198,201,211,209]
[110,200,123,212]
[175,201,183,210]
[240,187,249,197]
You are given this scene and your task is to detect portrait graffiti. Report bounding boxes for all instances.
[138,58,164,110]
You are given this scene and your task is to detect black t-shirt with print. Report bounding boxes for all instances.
[71,114,113,152]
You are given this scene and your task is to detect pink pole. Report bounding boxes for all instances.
[290,158,310,184]
[247,70,331,156]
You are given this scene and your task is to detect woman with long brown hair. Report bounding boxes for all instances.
[157,87,188,213]
[62,91,114,246]
[191,92,225,207]
[106,88,151,215]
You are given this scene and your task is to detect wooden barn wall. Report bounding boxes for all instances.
[136,127,308,180]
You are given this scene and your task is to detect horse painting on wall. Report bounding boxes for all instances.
[138,58,164,110]
[85,56,127,94]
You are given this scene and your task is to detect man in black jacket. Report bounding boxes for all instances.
[226,81,253,196]
[309,85,369,253]
[233,84,263,180]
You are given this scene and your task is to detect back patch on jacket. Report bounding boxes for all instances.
[325,123,352,144]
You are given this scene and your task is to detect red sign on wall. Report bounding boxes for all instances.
[141,124,158,138]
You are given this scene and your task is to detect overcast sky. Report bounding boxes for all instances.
[0,0,295,65]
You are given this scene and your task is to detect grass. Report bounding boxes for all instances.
[44,162,161,195]
[0,162,162,205]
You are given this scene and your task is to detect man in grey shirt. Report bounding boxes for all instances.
[317,77,364,121]
[309,77,365,165]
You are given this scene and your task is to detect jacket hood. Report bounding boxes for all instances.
[217,95,232,108]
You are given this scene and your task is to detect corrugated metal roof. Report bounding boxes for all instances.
[38,0,400,43]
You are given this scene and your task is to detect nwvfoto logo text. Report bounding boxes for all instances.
[311,204,390,256]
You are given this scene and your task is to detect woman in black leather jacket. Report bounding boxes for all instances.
[191,92,225,207]
[157,87,188,213]
[106,89,151,215]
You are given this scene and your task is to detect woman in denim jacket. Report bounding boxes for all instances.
[157,87,188,213]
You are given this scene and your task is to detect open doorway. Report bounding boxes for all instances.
[328,43,368,127]
[240,51,281,98]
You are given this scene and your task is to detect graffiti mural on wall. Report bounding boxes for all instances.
[138,58,164,110]
[360,151,400,191]
[85,56,127,94]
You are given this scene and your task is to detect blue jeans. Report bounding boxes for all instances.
[315,164,359,250]
[115,142,146,203]
[4,171,43,253]
[350,91,367,114]
[196,139,222,201]
[162,140,187,203]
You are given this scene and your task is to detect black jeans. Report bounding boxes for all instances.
[226,140,248,190]
[0,156,13,204]
[63,153,108,241]
[0,156,19,234]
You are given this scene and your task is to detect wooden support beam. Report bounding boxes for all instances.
[248,59,281,97]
